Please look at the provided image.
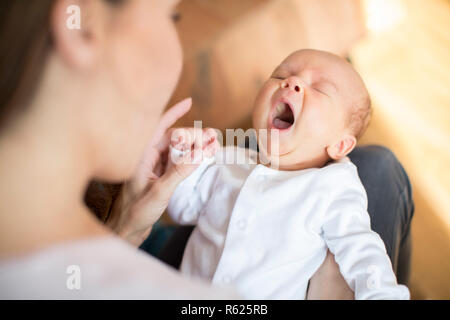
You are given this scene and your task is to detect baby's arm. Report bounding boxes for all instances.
[166,127,219,225]
[320,166,410,300]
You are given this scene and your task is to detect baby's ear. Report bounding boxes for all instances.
[326,134,357,160]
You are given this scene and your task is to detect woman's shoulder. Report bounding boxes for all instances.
[0,235,238,299]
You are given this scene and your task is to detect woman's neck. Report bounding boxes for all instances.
[0,104,108,259]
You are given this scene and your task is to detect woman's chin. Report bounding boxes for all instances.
[94,156,140,183]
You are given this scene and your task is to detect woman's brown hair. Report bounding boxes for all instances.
[0,0,124,220]
[0,0,125,128]
[0,0,54,128]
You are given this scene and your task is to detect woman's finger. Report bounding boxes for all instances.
[147,155,198,205]
[151,97,192,145]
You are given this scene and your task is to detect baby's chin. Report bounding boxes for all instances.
[255,132,293,162]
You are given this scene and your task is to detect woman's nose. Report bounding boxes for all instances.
[281,77,303,93]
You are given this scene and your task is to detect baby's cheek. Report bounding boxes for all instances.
[277,142,291,156]
[252,107,266,130]
[252,82,278,126]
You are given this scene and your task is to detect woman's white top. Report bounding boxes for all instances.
[0,236,238,299]
[168,146,410,300]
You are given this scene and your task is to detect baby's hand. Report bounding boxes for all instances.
[169,127,220,169]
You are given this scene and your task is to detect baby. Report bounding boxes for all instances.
[167,49,410,299]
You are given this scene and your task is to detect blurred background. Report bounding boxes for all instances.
[166,0,449,299]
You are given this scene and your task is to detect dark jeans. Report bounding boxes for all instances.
[152,145,414,285]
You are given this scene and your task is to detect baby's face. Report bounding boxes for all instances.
[252,49,367,170]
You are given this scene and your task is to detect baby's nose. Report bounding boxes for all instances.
[281,77,303,93]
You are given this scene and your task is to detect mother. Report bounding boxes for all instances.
[0,0,413,299]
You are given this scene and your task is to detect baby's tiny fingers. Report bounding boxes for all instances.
[202,128,217,145]
[203,139,220,158]
[171,129,191,151]
[203,128,217,142]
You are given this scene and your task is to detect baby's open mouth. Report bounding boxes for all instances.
[272,102,295,130]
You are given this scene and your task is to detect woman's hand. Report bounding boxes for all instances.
[106,98,220,246]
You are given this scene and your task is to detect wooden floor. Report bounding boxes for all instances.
[351,0,450,299]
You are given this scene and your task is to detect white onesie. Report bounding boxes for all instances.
[168,146,410,299]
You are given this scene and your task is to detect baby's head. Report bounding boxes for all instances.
[252,49,371,170]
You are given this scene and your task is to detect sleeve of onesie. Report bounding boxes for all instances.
[167,148,217,225]
[320,161,410,300]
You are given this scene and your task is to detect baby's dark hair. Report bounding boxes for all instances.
[348,92,372,140]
